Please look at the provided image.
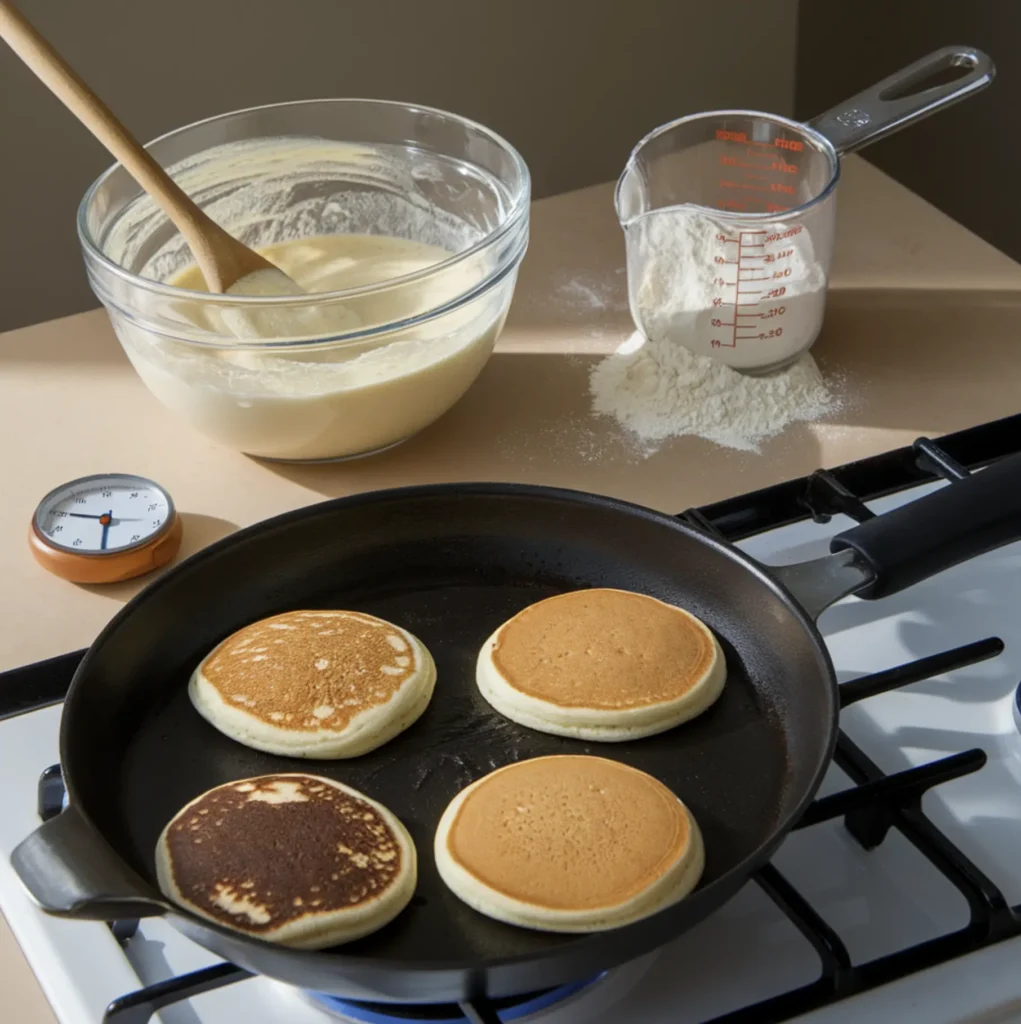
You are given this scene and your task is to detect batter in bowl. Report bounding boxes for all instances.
[172,233,454,304]
[117,232,507,461]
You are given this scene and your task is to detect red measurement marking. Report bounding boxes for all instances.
[720,156,765,169]
[718,180,772,193]
[733,232,743,348]
[774,137,804,152]
[712,227,795,351]
[764,227,803,243]
[721,156,779,171]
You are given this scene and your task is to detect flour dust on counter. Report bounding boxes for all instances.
[497,414,647,467]
[589,331,841,453]
[552,271,628,316]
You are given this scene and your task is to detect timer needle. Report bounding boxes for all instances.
[65,512,145,520]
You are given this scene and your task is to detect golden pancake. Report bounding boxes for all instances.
[476,589,725,740]
[189,610,436,758]
[434,755,704,931]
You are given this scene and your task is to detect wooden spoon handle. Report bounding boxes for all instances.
[0,0,266,290]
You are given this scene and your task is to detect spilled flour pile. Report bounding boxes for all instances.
[589,331,838,453]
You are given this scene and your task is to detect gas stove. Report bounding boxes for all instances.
[3,418,1021,1024]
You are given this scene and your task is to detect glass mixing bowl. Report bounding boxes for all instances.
[78,99,530,461]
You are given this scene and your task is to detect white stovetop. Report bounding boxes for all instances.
[3,480,1021,1024]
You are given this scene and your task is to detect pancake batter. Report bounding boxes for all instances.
[119,232,505,460]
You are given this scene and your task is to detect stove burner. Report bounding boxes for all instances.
[307,975,604,1022]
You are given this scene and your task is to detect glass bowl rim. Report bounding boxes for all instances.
[77,97,531,314]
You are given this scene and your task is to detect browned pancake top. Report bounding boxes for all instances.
[162,774,403,935]
[200,611,417,732]
[447,756,689,911]
[491,589,716,709]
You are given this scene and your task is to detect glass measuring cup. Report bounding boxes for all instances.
[616,46,994,373]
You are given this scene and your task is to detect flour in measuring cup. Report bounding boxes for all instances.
[630,208,828,371]
[591,207,839,451]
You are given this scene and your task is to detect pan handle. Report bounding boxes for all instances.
[830,451,1021,601]
[807,46,994,155]
[772,451,1021,616]
[11,805,168,920]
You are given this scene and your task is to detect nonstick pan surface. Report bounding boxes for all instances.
[18,484,838,1001]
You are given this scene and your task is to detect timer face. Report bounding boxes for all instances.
[33,474,173,555]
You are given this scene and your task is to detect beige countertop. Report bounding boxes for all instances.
[2,156,1021,1021]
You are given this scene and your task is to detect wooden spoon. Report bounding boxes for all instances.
[0,0,302,298]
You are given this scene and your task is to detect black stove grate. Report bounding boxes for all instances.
[677,432,1021,1024]
[695,415,1021,540]
[5,414,1021,1024]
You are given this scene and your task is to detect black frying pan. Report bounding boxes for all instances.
[12,460,1021,1005]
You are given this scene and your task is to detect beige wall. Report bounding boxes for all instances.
[0,0,797,331]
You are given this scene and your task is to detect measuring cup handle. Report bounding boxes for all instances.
[807,46,995,155]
